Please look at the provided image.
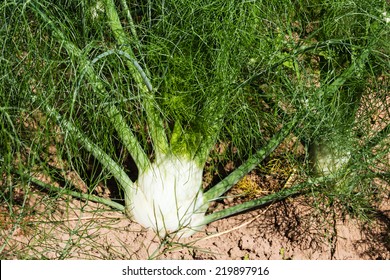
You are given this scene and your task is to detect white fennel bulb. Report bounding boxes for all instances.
[131,155,207,238]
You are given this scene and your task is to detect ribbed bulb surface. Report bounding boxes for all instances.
[131,155,207,238]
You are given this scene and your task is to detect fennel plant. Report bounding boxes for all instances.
[256,0,389,217]
[1,0,388,241]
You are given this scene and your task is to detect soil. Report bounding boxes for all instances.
[1,188,388,260]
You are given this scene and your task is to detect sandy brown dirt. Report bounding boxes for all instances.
[1,189,388,260]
